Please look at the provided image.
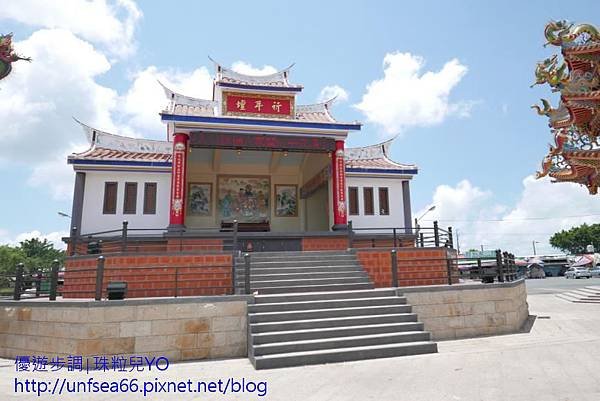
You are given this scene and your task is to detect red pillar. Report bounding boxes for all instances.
[168,132,189,229]
[331,139,347,230]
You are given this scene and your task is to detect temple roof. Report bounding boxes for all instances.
[68,123,415,175]
[345,138,418,174]
[160,81,354,124]
[212,59,301,89]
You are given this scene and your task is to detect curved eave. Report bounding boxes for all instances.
[68,158,172,169]
[160,113,362,131]
[216,81,302,92]
[345,167,418,176]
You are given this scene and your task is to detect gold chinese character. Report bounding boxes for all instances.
[236,99,246,110]
[272,101,282,112]
[254,100,263,111]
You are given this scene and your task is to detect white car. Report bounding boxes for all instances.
[565,267,592,279]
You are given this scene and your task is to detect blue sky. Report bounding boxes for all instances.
[1,0,599,254]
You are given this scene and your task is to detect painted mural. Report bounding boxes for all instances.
[217,176,270,223]
[188,183,211,216]
[275,185,298,217]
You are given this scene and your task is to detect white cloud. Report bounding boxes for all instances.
[318,85,349,103]
[355,52,470,134]
[119,65,213,138]
[0,29,118,166]
[0,0,141,57]
[230,61,277,76]
[0,229,69,250]
[418,176,600,255]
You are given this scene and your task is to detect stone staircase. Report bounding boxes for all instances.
[556,286,600,304]
[235,250,437,369]
[234,250,373,294]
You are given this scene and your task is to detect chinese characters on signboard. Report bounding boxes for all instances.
[223,92,293,118]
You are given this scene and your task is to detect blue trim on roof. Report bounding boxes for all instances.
[217,82,302,92]
[346,168,418,175]
[160,113,361,131]
[68,159,172,168]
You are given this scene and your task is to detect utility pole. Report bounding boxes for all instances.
[480,244,484,252]
[532,240,539,256]
[456,230,461,254]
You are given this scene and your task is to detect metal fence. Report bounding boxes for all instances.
[348,220,453,249]
[60,256,234,300]
[70,221,239,256]
[2,260,62,301]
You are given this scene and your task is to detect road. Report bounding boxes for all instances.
[525,276,600,295]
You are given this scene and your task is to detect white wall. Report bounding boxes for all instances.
[80,170,171,235]
[346,175,407,229]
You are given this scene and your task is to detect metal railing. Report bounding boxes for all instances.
[71,221,240,256]
[385,248,518,287]
[60,256,234,300]
[1,260,63,301]
[348,220,453,249]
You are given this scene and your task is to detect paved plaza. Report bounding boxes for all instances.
[2,285,600,401]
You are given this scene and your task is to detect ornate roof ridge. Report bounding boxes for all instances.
[210,57,301,88]
[72,119,172,156]
[159,81,217,116]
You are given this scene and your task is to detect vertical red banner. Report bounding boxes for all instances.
[331,140,347,229]
[169,133,189,227]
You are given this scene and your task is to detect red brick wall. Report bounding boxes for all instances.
[356,248,459,287]
[63,253,232,298]
[302,237,347,251]
[166,238,223,252]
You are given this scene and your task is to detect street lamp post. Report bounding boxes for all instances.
[532,241,540,256]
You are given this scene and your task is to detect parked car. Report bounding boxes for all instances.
[590,267,600,278]
[565,267,592,279]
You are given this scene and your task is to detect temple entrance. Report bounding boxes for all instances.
[184,146,331,232]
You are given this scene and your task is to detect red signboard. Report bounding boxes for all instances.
[190,132,335,153]
[223,92,293,118]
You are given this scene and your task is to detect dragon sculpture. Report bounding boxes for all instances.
[531,98,560,117]
[531,55,569,90]
[545,20,600,46]
[0,33,31,81]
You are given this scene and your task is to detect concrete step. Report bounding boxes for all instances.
[570,288,600,296]
[237,260,360,268]
[251,322,425,344]
[253,288,398,304]
[253,283,374,294]
[585,286,600,291]
[251,341,438,369]
[236,265,364,275]
[252,331,431,356]
[236,250,352,259]
[237,254,357,263]
[236,270,368,281]
[556,293,581,302]
[249,304,413,323]
[248,296,407,313]
[250,313,418,333]
[247,277,371,288]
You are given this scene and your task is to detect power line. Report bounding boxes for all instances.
[421,213,600,222]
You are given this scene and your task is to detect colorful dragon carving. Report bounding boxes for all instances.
[0,33,31,81]
[545,20,600,46]
[531,98,559,117]
[531,55,569,90]
[536,155,553,178]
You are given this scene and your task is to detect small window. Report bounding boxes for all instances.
[103,182,118,214]
[123,182,138,214]
[348,187,359,215]
[379,187,389,215]
[363,187,374,215]
[143,183,157,215]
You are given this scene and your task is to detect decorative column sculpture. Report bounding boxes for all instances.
[331,140,347,230]
[168,132,189,230]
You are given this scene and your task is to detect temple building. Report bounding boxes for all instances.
[66,63,417,243]
[533,21,600,194]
